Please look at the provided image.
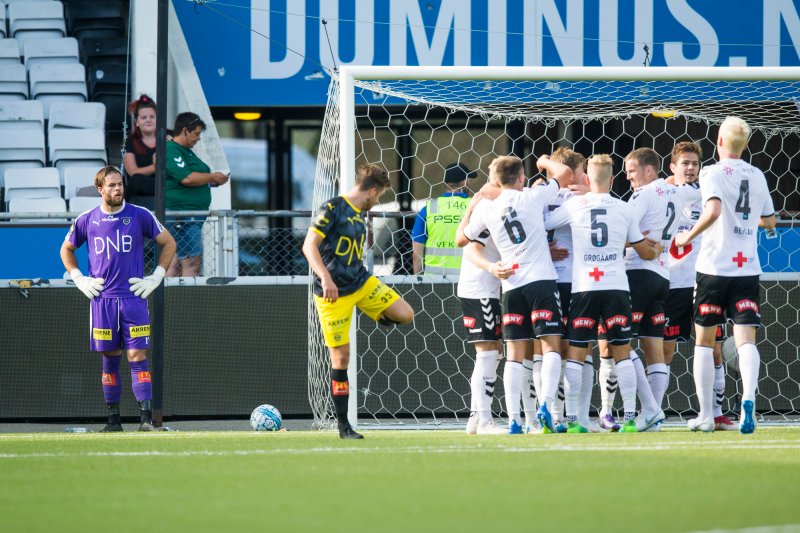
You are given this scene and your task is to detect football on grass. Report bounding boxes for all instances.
[250,404,282,431]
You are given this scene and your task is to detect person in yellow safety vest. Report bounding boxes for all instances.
[411,163,477,275]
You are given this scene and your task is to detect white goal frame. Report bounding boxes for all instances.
[330,65,800,429]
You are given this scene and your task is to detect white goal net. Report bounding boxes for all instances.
[309,66,800,429]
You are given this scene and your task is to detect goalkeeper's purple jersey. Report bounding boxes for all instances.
[66,202,165,298]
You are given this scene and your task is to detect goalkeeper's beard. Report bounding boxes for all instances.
[105,193,124,208]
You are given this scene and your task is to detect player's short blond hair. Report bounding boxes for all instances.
[551,147,586,172]
[587,154,613,184]
[492,155,524,186]
[719,116,751,154]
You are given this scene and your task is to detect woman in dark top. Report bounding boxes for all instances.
[124,94,158,209]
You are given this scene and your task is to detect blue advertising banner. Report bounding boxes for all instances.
[174,0,800,107]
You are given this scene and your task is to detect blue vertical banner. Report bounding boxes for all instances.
[174,0,800,106]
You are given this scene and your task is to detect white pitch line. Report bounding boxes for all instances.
[2,442,800,459]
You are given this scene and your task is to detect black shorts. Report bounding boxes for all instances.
[627,269,669,338]
[694,273,761,328]
[500,279,563,341]
[665,287,726,342]
[460,297,502,343]
[568,290,633,347]
[557,282,572,325]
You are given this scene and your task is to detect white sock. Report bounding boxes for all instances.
[579,356,594,421]
[646,363,669,410]
[713,364,725,418]
[551,360,567,421]
[521,359,537,426]
[693,345,715,419]
[475,350,498,423]
[532,354,543,406]
[564,360,583,421]
[599,357,617,417]
[469,359,480,413]
[503,360,524,424]
[738,342,760,404]
[615,358,637,419]
[540,351,561,407]
[630,350,660,415]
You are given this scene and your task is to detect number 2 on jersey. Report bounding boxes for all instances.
[736,180,751,220]
[590,208,608,247]
[662,202,675,240]
[502,207,527,243]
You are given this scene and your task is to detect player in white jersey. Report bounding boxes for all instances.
[462,155,572,433]
[456,174,506,435]
[546,154,662,431]
[663,142,736,431]
[675,117,776,433]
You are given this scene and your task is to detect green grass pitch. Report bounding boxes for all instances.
[2,427,800,532]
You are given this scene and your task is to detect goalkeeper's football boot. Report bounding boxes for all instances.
[739,400,755,434]
[536,402,554,433]
[99,421,123,432]
[138,400,156,432]
[100,402,123,432]
[566,422,588,434]
[619,420,637,433]
[339,423,364,440]
[714,415,737,431]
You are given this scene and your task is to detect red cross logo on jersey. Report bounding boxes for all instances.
[732,252,747,268]
[589,267,604,282]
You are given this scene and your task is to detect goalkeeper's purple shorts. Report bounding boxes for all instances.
[90,297,151,352]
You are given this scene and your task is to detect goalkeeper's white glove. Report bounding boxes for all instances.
[128,266,166,299]
[70,269,105,299]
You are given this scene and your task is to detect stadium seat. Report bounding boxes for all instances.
[0,128,45,188]
[0,38,21,65]
[8,1,66,53]
[79,36,127,73]
[67,194,99,213]
[0,3,6,39]
[0,63,28,100]
[0,100,44,130]
[63,165,100,197]
[87,61,127,132]
[3,167,60,207]
[22,36,79,71]
[65,0,124,42]
[28,62,86,117]
[47,101,105,135]
[8,196,67,221]
[48,127,106,166]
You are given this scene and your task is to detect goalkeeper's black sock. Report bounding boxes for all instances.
[331,368,350,428]
[106,402,121,425]
[138,399,152,424]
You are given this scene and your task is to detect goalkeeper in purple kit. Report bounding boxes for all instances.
[60,166,176,431]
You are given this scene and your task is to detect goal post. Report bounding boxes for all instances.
[310,66,800,430]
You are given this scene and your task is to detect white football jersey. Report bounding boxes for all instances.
[464,180,559,291]
[545,188,574,284]
[696,158,775,277]
[457,211,502,299]
[668,197,702,289]
[657,181,702,282]
[545,192,644,293]
[625,178,673,280]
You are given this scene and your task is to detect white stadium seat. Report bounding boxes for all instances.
[0,128,45,188]
[0,38,21,65]
[8,196,67,222]
[3,166,60,206]
[63,165,101,197]
[28,62,87,118]
[8,1,66,53]
[48,101,105,134]
[68,195,100,213]
[23,36,79,71]
[0,100,44,130]
[49,127,106,165]
[0,63,28,100]
[0,3,6,39]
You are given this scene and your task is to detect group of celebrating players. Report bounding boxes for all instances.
[453,115,775,435]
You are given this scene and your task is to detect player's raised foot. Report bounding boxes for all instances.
[138,420,156,432]
[578,419,601,433]
[687,417,715,432]
[635,409,665,432]
[739,400,756,434]
[536,403,554,433]
[619,420,638,433]
[465,412,478,435]
[599,414,621,432]
[508,419,523,435]
[99,422,123,433]
[338,424,364,440]
[476,419,507,435]
[566,422,588,434]
[714,415,738,431]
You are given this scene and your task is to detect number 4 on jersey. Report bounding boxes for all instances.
[736,180,751,220]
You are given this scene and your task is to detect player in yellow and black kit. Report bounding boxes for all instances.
[303,163,415,439]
